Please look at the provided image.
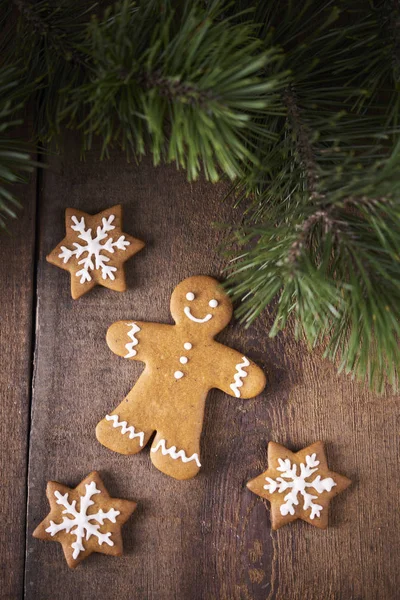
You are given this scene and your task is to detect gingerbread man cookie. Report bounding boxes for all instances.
[32,471,136,568]
[247,441,351,530]
[47,204,144,299]
[96,275,266,480]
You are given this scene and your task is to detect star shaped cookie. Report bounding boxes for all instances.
[32,471,136,568]
[47,204,144,299]
[247,441,351,530]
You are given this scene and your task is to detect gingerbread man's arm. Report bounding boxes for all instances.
[106,320,168,362]
[210,344,266,399]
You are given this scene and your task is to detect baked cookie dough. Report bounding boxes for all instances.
[47,204,144,299]
[247,441,351,529]
[33,471,136,567]
[96,275,266,480]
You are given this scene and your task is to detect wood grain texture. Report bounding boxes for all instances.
[23,131,400,599]
[0,165,36,598]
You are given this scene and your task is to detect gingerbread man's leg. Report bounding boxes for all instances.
[96,379,155,455]
[150,428,202,480]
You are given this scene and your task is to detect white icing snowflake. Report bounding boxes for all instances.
[59,215,130,284]
[264,453,336,520]
[45,481,120,559]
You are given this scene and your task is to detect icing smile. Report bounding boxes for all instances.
[184,306,213,323]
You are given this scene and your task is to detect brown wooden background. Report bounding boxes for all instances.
[1,131,399,600]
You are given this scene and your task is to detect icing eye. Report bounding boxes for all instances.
[186,292,195,301]
[209,299,218,308]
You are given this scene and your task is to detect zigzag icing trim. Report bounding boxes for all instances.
[105,414,145,446]
[229,356,250,398]
[151,439,201,467]
[125,322,140,358]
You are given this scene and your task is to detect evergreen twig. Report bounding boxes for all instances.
[1,0,400,390]
[0,66,38,228]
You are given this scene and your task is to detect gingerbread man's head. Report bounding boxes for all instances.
[170,276,233,336]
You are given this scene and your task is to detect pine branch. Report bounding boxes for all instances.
[224,1,400,391]
[386,0,400,77]
[281,84,320,198]
[3,0,287,180]
[2,0,400,390]
[61,0,287,180]
[4,0,94,140]
[0,66,38,228]
[139,70,217,109]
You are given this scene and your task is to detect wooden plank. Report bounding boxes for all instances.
[243,334,400,600]
[0,160,37,597]
[25,131,399,599]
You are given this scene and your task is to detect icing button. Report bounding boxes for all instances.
[180,356,188,364]
[184,342,192,350]
[174,370,184,380]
